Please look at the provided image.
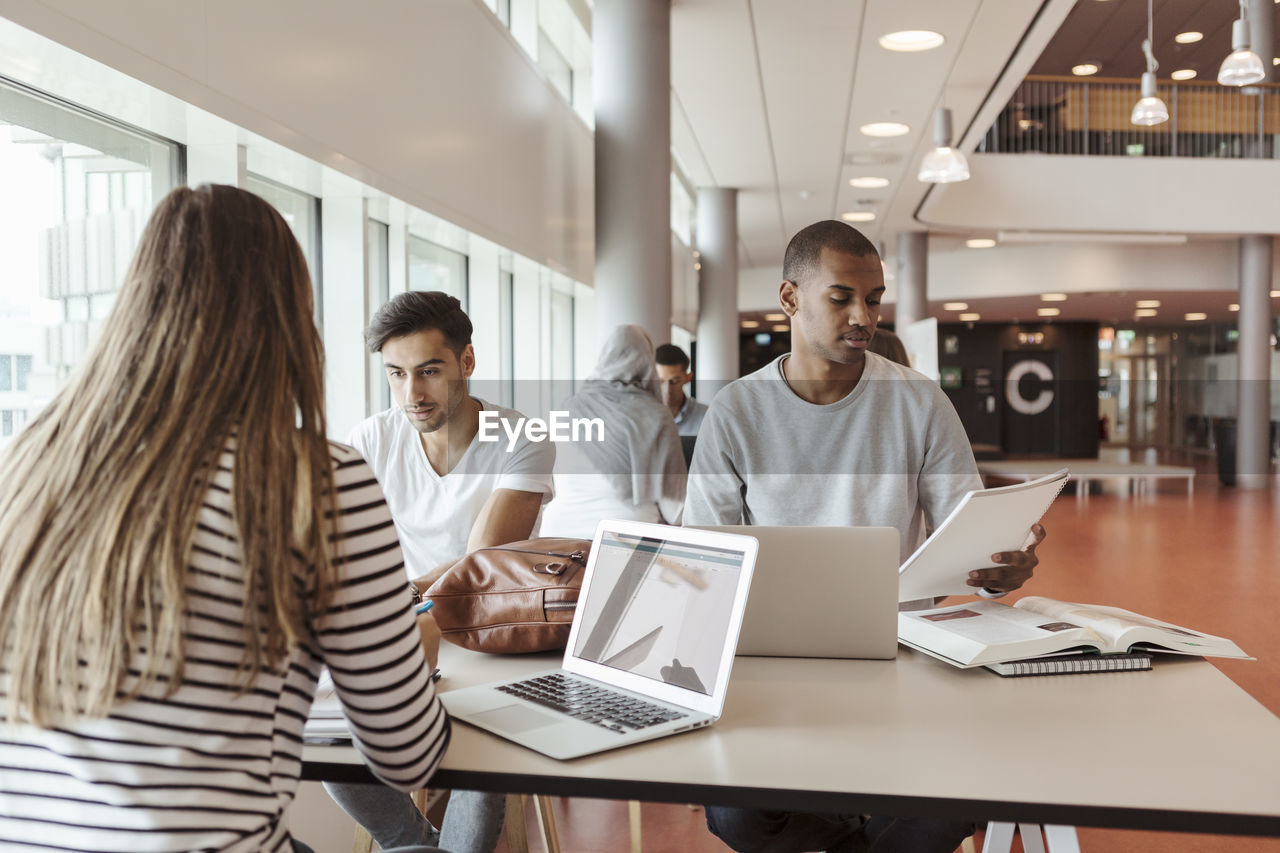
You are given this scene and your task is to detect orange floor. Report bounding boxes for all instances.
[498,463,1280,852]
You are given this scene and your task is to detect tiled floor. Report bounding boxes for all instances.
[496,463,1279,853]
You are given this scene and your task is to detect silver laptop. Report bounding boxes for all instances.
[693,526,898,659]
[441,519,758,760]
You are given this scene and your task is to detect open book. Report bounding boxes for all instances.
[898,596,1251,669]
[898,469,1068,602]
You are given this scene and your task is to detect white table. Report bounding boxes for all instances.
[978,459,1196,501]
[303,645,1280,838]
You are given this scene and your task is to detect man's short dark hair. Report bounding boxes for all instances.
[364,291,473,354]
[782,220,880,287]
[654,344,690,371]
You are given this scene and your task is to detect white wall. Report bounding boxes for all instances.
[0,0,595,284]
[922,154,1280,237]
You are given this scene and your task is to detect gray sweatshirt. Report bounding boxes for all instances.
[684,352,982,565]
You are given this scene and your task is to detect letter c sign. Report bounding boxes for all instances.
[1005,360,1055,416]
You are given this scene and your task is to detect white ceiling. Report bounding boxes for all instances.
[670,0,1070,270]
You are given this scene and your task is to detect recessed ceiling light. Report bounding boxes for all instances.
[741,320,760,328]
[1041,293,1068,302]
[772,324,790,332]
[1274,58,1280,66]
[1229,304,1240,311]
[1072,63,1100,76]
[1171,69,1197,81]
[1185,312,1208,321]
[878,30,945,52]
[763,313,786,321]
[1135,308,1158,318]
[959,313,981,322]
[1272,290,1280,297]
[1175,31,1203,44]
[943,302,969,311]
[849,176,890,189]
[1037,307,1061,317]
[1136,299,1161,308]
[860,122,911,138]
[841,211,876,222]
[966,238,996,249]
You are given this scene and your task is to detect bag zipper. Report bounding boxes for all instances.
[474,545,587,576]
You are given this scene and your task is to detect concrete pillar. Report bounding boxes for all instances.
[593,0,671,346]
[1248,0,1274,83]
[695,188,739,399]
[1236,235,1274,489]
[895,231,928,331]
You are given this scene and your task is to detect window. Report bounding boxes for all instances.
[499,270,515,407]
[366,219,391,416]
[408,236,468,310]
[0,76,178,445]
[246,173,322,323]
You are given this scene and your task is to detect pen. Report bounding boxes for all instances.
[416,599,434,615]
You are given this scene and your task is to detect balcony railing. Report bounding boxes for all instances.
[980,75,1280,159]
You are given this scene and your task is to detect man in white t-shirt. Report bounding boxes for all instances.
[328,290,554,853]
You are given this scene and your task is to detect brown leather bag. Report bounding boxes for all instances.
[425,538,591,654]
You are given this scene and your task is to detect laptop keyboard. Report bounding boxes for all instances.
[497,673,687,734]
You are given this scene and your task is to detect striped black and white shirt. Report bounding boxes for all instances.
[0,442,449,852]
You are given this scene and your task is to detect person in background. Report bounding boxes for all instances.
[0,185,448,853]
[540,325,687,538]
[685,219,1044,853]
[326,291,557,853]
[654,343,709,437]
[865,324,911,366]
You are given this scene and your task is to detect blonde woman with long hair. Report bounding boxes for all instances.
[0,185,450,852]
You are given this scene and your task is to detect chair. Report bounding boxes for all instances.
[981,821,1081,853]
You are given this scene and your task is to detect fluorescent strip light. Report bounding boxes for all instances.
[943,302,969,311]
[763,313,786,321]
[740,320,760,328]
[1229,304,1240,311]
[958,313,981,322]
[841,211,876,222]
[1040,293,1068,302]
[1037,308,1061,317]
[1136,299,1161,308]
[965,238,996,249]
[1175,31,1203,44]
[996,231,1188,245]
[772,324,790,332]
[1135,309,1158,317]
[849,176,890,188]
[1185,313,1208,321]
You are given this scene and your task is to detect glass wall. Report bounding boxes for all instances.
[0,78,178,450]
[409,235,469,311]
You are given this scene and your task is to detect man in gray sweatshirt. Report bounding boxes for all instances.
[685,219,1044,853]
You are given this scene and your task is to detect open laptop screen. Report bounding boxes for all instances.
[570,530,748,697]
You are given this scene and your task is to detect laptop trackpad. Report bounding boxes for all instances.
[472,704,561,734]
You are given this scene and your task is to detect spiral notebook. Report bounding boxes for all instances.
[898,468,1069,602]
[985,652,1153,677]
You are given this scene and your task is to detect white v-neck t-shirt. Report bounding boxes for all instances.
[347,398,556,578]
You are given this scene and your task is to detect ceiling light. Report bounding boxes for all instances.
[1272,290,1280,297]
[849,176,890,188]
[841,211,876,222]
[958,313,981,322]
[1136,300,1161,308]
[1171,69,1197,81]
[1072,63,1100,76]
[917,108,970,183]
[1131,1,1169,126]
[944,302,969,311]
[740,320,760,328]
[860,122,911,137]
[1185,312,1208,321]
[878,30,945,52]
[1219,0,1266,86]
[1274,58,1280,66]
[763,313,786,321]
[1135,309,1158,317]
[1041,293,1068,302]
[1175,32,1203,44]
[771,324,790,332]
[1229,304,1240,311]
[965,238,996,248]
[1037,307,1061,317]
